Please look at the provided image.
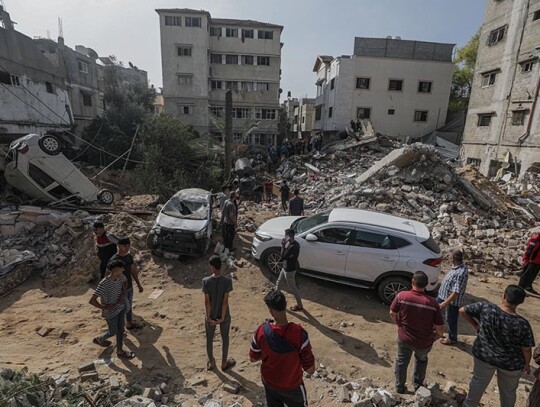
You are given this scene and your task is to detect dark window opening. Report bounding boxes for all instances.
[328,107,333,118]
[534,10,540,21]
[330,78,335,90]
[388,109,395,115]
[512,110,528,126]
[242,29,254,39]
[82,93,92,107]
[315,106,322,121]
[45,82,53,93]
[389,79,403,91]
[418,81,432,93]
[487,26,506,45]
[477,114,493,126]
[357,107,371,119]
[185,17,201,27]
[414,110,428,122]
[29,163,55,189]
[356,77,370,89]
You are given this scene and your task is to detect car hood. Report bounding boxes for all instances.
[256,216,302,238]
[154,212,208,232]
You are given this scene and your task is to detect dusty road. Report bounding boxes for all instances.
[0,222,538,406]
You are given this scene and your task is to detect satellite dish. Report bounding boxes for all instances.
[87,48,98,60]
[129,62,134,68]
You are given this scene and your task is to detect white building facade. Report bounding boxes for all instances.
[313,37,455,140]
[156,8,283,146]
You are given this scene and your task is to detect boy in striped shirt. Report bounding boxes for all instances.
[89,259,134,359]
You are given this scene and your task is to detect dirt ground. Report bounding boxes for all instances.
[0,210,538,406]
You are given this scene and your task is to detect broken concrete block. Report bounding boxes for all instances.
[142,388,155,400]
[37,327,51,337]
[222,382,240,394]
[80,371,99,382]
[113,396,156,407]
[78,361,95,373]
[109,375,120,389]
[415,386,432,406]
[338,385,351,402]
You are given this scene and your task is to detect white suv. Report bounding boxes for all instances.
[251,208,441,304]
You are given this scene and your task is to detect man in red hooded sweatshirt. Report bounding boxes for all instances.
[518,231,540,295]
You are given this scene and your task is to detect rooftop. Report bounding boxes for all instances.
[353,37,455,62]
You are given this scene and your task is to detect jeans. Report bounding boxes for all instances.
[395,339,431,391]
[276,269,303,308]
[437,297,460,341]
[519,263,540,289]
[281,199,288,212]
[223,223,235,251]
[99,310,125,350]
[205,316,231,364]
[264,382,308,407]
[463,357,522,407]
[126,288,133,323]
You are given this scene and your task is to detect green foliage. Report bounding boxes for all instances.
[449,31,479,113]
[278,107,290,144]
[133,114,222,199]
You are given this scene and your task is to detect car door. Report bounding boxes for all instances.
[299,226,354,277]
[345,228,400,283]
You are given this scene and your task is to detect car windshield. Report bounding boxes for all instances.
[293,210,330,235]
[162,197,208,220]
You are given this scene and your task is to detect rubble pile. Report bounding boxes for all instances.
[283,141,538,275]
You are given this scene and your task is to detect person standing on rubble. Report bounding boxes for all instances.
[390,271,444,394]
[203,255,235,371]
[109,238,143,330]
[280,180,290,213]
[249,290,315,407]
[264,179,274,203]
[92,221,118,282]
[436,248,468,345]
[222,192,238,252]
[276,228,304,311]
[460,285,535,407]
[288,189,305,217]
[89,259,135,359]
[518,230,540,295]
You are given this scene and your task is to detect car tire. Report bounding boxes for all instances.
[377,276,411,305]
[262,248,282,275]
[97,189,114,205]
[38,135,62,155]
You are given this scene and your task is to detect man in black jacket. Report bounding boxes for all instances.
[92,222,118,282]
[275,229,303,311]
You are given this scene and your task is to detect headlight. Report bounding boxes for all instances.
[151,226,161,235]
[194,227,207,239]
[255,232,272,242]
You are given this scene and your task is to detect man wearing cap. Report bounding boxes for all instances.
[92,222,118,282]
[276,228,303,311]
[109,237,144,330]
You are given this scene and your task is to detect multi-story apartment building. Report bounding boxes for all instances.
[156,8,283,146]
[313,37,455,140]
[293,98,315,138]
[462,0,540,177]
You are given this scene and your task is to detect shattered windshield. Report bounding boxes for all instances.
[294,210,330,235]
[162,197,209,220]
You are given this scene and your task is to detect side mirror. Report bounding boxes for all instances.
[305,233,318,242]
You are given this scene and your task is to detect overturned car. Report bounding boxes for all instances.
[147,188,213,257]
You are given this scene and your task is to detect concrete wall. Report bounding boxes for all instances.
[462,0,540,176]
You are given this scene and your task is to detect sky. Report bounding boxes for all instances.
[6,0,486,99]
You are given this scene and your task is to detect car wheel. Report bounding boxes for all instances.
[377,276,411,305]
[262,248,282,275]
[97,189,114,205]
[38,135,62,155]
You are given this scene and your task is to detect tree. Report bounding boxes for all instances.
[449,31,479,114]
[277,107,290,145]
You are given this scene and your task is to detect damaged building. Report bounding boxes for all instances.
[461,0,540,178]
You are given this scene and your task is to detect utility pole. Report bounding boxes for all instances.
[224,90,233,181]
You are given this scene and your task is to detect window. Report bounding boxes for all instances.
[211,80,222,90]
[177,74,193,85]
[232,108,250,119]
[256,82,269,91]
[82,93,92,107]
[534,10,540,21]
[414,110,428,122]
[487,26,506,45]
[522,61,535,73]
[477,114,493,126]
[351,231,396,250]
[210,27,222,36]
[177,46,192,57]
[512,110,528,126]
[330,78,335,90]
[258,30,273,40]
[481,72,497,87]
[356,77,370,89]
[233,133,243,143]
[242,82,255,91]
[262,109,277,120]
[466,157,482,167]
[45,82,53,93]
[257,56,270,66]
[164,16,181,26]
[226,54,239,65]
[28,164,55,188]
[210,106,224,117]
[315,227,354,245]
[210,53,222,64]
[315,105,322,121]
[212,132,224,143]
[179,105,193,115]
[242,55,254,65]
[226,27,238,37]
[388,79,403,91]
[78,60,89,73]
[0,71,10,85]
[242,29,254,39]
[185,17,201,27]
[225,81,240,91]
[388,109,395,115]
[418,81,432,93]
[328,107,333,118]
[357,107,371,119]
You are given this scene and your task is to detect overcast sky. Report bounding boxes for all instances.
[7,0,486,99]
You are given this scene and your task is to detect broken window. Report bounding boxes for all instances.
[226,54,239,64]
[388,79,403,91]
[511,110,528,126]
[388,109,395,115]
[242,29,254,39]
[177,75,193,85]
[165,16,182,26]
[210,53,222,64]
[257,56,270,66]
[177,46,192,57]
[211,80,222,90]
[357,107,371,119]
[487,26,506,45]
[315,106,322,121]
[210,27,222,36]
[78,60,89,74]
[28,163,55,189]
[226,27,238,37]
[328,107,333,118]
[185,17,201,27]
[481,72,497,87]
[242,55,254,65]
[418,81,432,93]
[356,77,370,89]
[330,78,335,90]
[82,93,92,107]
[257,30,273,40]
[414,110,428,122]
[45,82,54,93]
[522,61,535,73]
[477,114,493,126]
[466,157,482,167]
[534,10,540,21]
[0,71,10,85]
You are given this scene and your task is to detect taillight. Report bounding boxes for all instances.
[17,143,29,154]
[423,258,442,267]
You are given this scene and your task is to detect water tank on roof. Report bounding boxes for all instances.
[395,36,402,40]
[386,36,392,39]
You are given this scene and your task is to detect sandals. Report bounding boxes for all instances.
[289,305,304,312]
[93,338,111,348]
[117,351,136,359]
[440,338,457,346]
[221,358,236,371]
